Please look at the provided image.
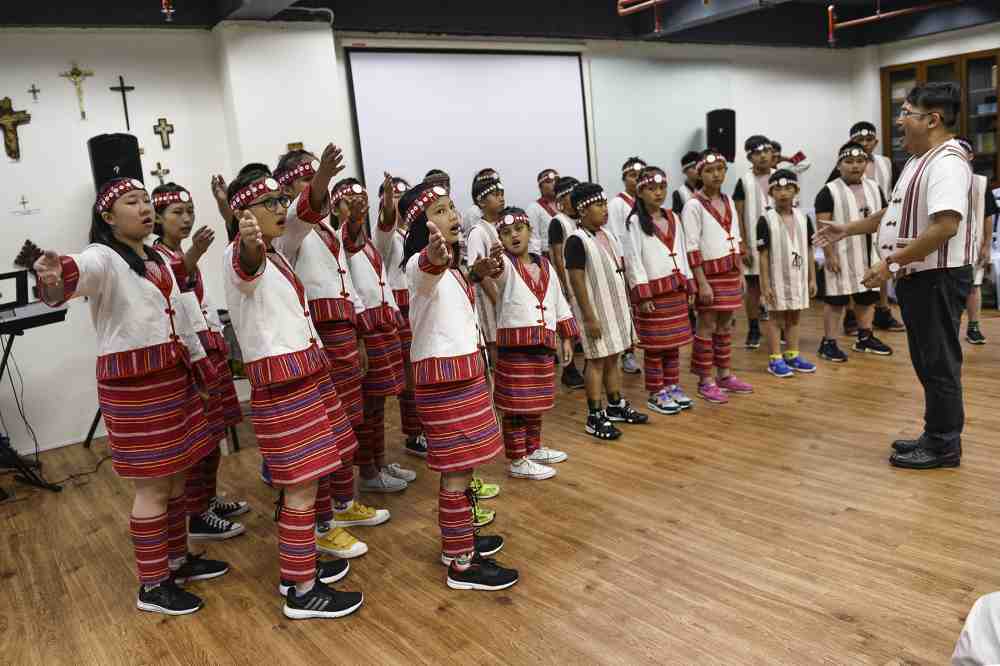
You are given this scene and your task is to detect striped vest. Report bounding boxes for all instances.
[739,170,773,276]
[823,178,881,297]
[567,226,635,358]
[761,208,811,311]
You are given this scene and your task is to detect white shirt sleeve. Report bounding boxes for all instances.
[466,226,490,263]
[927,155,972,222]
[526,203,547,255]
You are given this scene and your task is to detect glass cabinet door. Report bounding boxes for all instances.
[926,60,961,134]
[966,55,998,183]
[888,67,918,173]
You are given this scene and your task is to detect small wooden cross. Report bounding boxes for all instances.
[27,84,40,102]
[110,75,136,131]
[153,117,174,150]
[0,97,31,161]
[151,161,170,186]
[19,195,29,210]
[59,62,94,120]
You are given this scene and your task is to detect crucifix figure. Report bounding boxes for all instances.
[153,118,174,150]
[151,162,170,186]
[19,196,29,210]
[60,62,94,120]
[27,84,40,102]
[109,76,135,130]
[0,97,31,161]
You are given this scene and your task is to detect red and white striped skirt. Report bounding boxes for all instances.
[493,348,555,414]
[698,268,744,312]
[315,320,364,428]
[636,290,694,350]
[361,329,405,397]
[97,363,214,479]
[249,370,351,487]
[395,291,414,359]
[416,374,502,473]
[204,350,242,443]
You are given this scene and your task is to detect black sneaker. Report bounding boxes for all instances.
[843,309,859,336]
[279,559,350,596]
[561,364,585,389]
[605,399,649,424]
[209,496,250,519]
[405,433,428,458]
[853,333,892,355]
[874,306,905,332]
[967,326,987,345]
[818,338,848,363]
[585,411,621,441]
[189,510,246,541]
[137,581,203,615]
[745,326,761,350]
[283,580,364,620]
[446,553,519,591]
[440,533,505,565]
[172,553,230,584]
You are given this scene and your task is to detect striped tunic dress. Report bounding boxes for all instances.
[565,226,636,359]
[737,170,773,276]
[970,174,989,286]
[758,209,811,312]
[821,178,881,297]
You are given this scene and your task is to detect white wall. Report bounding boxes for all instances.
[0,28,239,453]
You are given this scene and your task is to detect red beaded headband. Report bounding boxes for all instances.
[475,181,504,202]
[850,127,876,141]
[537,169,558,184]
[229,177,280,211]
[332,182,366,208]
[497,211,530,230]
[275,159,319,187]
[575,191,607,210]
[403,185,449,226]
[695,152,726,174]
[838,146,869,162]
[96,178,146,213]
[637,171,667,190]
[152,189,191,209]
[621,161,646,176]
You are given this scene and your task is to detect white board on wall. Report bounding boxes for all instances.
[346,50,592,213]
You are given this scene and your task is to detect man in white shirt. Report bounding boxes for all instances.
[816,82,973,470]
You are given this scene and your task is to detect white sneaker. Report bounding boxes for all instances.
[507,458,556,480]
[359,470,408,493]
[384,463,417,482]
[622,352,641,374]
[527,447,568,464]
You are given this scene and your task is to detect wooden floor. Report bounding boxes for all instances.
[3,306,1000,665]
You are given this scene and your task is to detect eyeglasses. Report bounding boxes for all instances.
[898,108,938,120]
[250,195,291,213]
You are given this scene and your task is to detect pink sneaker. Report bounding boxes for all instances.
[697,382,728,404]
[718,375,754,394]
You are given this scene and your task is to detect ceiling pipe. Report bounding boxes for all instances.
[617,0,672,18]
[827,0,963,46]
[282,5,334,25]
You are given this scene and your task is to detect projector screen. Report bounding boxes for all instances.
[346,50,591,216]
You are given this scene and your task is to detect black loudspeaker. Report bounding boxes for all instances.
[87,133,144,189]
[706,109,736,163]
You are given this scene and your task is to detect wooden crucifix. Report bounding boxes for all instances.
[109,76,135,130]
[151,162,170,186]
[27,84,40,102]
[0,97,31,161]
[60,62,94,120]
[153,118,174,150]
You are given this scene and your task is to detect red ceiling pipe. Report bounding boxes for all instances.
[617,0,672,18]
[828,0,963,46]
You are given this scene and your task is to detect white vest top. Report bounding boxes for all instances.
[821,178,881,297]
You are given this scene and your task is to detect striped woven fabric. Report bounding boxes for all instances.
[493,349,555,414]
[315,371,358,463]
[97,363,214,479]
[130,511,170,585]
[277,504,317,583]
[697,267,743,312]
[635,289,693,351]
[416,374,502,473]
[360,329,404,397]
[203,349,242,444]
[244,344,329,388]
[394,290,413,357]
[315,320,364,427]
[249,370,346,486]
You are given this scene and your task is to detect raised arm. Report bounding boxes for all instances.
[35,245,112,306]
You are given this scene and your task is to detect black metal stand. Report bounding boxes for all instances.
[0,332,62,493]
[228,425,240,452]
[83,409,103,449]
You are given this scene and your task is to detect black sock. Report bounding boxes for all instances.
[588,400,603,415]
[749,318,759,331]
[857,328,872,340]
[969,320,980,330]
[606,392,622,406]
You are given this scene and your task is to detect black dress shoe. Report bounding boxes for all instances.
[890,447,960,469]
[891,439,920,453]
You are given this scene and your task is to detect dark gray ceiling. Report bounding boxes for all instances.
[0,0,996,49]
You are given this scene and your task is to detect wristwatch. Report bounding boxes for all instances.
[888,261,901,276]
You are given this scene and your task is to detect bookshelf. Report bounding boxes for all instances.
[881,48,999,186]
